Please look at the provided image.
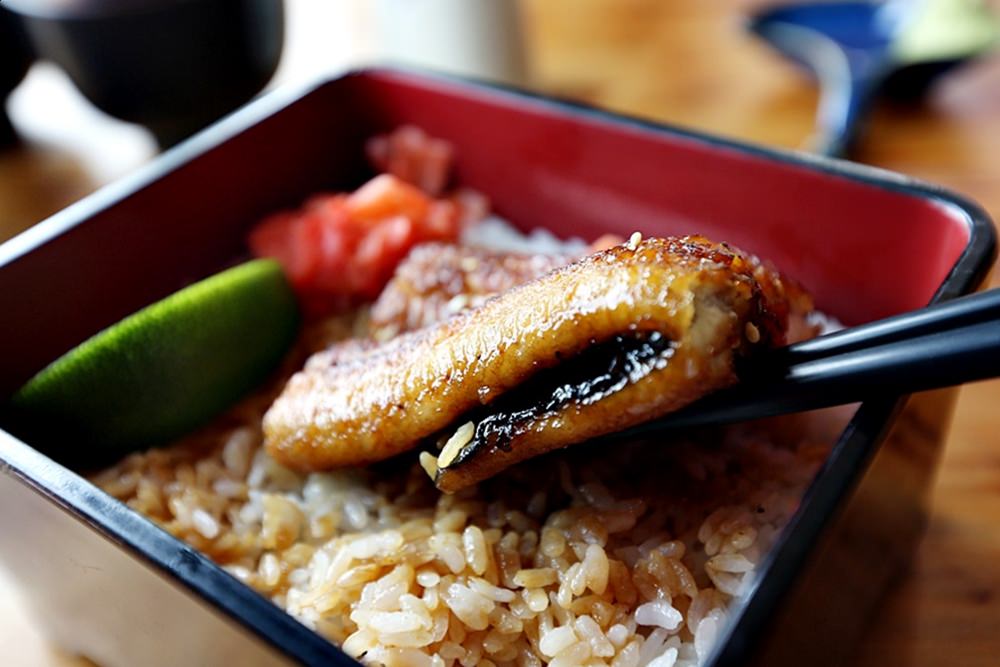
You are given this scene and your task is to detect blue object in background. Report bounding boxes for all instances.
[750,0,999,158]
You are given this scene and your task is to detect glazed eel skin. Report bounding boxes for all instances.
[264,236,800,492]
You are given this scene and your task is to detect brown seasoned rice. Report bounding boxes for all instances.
[93,311,838,667]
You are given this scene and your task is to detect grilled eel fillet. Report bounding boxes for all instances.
[264,236,798,492]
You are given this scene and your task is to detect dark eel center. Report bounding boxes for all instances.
[447,331,675,468]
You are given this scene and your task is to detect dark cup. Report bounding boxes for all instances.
[7,0,284,147]
[0,8,34,146]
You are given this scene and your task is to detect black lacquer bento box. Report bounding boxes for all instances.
[0,68,994,666]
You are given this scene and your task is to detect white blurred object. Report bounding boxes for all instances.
[7,63,157,183]
[372,0,527,84]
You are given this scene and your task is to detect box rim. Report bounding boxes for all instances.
[0,66,994,666]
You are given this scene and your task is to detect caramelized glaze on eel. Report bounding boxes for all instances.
[264,236,801,492]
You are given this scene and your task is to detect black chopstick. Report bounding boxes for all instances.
[779,287,1000,363]
[609,289,1000,438]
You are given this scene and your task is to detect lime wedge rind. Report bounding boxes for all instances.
[9,259,299,460]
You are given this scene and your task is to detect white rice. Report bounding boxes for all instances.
[92,223,843,666]
[462,217,590,256]
[94,377,836,666]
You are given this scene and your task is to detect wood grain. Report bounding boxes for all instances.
[1,0,998,664]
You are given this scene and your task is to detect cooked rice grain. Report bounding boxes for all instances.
[93,311,834,666]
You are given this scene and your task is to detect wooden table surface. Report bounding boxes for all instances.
[2,0,1000,664]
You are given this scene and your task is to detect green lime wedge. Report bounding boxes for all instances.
[8,259,299,461]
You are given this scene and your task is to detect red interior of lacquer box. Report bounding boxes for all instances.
[336,72,971,325]
[0,69,972,401]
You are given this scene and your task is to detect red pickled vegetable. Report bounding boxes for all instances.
[249,174,485,317]
[249,126,489,317]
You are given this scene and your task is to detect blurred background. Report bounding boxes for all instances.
[2,0,1000,665]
